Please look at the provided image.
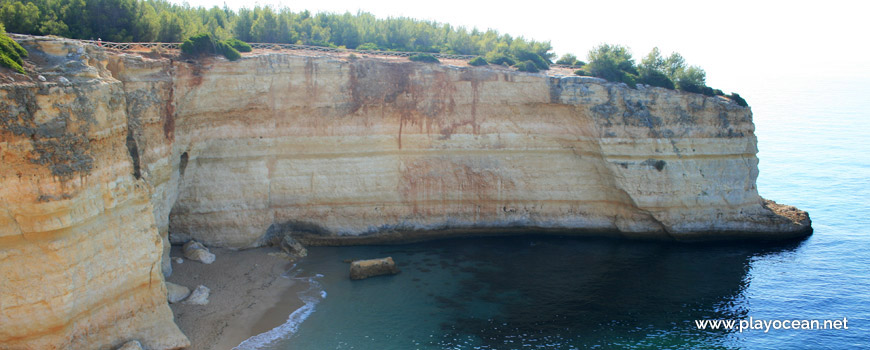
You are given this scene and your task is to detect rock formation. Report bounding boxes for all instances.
[350,257,401,280]
[0,36,810,349]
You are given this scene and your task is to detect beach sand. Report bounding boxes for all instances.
[166,246,306,350]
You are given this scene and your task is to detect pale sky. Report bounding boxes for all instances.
[172,0,868,93]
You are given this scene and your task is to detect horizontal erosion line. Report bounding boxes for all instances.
[173,198,747,216]
[192,149,753,162]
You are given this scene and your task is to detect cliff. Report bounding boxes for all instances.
[0,36,810,349]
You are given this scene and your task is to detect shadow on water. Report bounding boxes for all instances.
[407,235,807,349]
[287,234,808,350]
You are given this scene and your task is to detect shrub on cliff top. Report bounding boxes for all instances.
[468,56,488,66]
[0,26,27,74]
[181,33,244,61]
[409,53,439,63]
[514,60,539,73]
[637,68,674,89]
[728,92,748,107]
[224,38,252,53]
[485,52,515,66]
[586,44,637,86]
[515,49,549,70]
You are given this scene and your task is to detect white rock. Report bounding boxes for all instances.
[183,285,210,305]
[173,257,183,264]
[116,340,143,350]
[37,75,46,82]
[58,77,71,86]
[165,282,190,304]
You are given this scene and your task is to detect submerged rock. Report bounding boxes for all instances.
[183,241,215,264]
[183,285,211,305]
[350,257,400,280]
[165,282,190,304]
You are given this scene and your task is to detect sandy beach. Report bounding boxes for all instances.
[166,246,307,350]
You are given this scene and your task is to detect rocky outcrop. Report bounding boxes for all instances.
[0,38,188,349]
[350,257,401,280]
[0,36,810,349]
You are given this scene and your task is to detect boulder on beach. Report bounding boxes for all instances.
[165,282,190,304]
[183,241,215,264]
[350,257,400,280]
[183,285,211,305]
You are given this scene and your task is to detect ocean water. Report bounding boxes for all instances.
[241,76,870,350]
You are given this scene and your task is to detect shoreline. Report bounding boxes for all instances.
[166,246,308,350]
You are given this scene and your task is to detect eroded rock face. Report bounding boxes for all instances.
[0,38,189,350]
[0,36,810,349]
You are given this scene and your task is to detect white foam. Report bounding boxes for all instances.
[233,276,325,350]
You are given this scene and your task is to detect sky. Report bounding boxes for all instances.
[171,0,869,93]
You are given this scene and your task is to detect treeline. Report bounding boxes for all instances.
[570,44,747,106]
[0,0,554,63]
[0,0,745,104]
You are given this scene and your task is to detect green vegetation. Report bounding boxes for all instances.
[409,53,438,63]
[0,24,27,73]
[468,56,487,66]
[728,92,748,107]
[485,52,515,66]
[223,38,251,52]
[555,53,584,67]
[0,0,744,104]
[180,32,241,61]
[0,0,554,65]
[573,69,589,76]
[585,44,637,85]
[514,60,538,73]
[576,44,746,105]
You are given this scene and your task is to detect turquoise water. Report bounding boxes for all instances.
[241,77,870,350]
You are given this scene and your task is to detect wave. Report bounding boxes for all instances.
[233,267,326,350]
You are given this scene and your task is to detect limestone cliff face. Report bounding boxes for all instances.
[0,36,809,349]
[160,53,809,247]
[0,39,188,349]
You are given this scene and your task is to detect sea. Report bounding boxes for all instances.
[236,75,870,350]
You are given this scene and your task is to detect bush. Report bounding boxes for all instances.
[515,49,549,70]
[468,56,488,66]
[586,44,637,85]
[728,92,748,107]
[678,83,703,94]
[574,69,589,76]
[556,53,578,66]
[485,52,515,66]
[215,41,241,61]
[180,33,214,56]
[514,60,539,73]
[637,69,674,89]
[0,30,26,74]
[357,42,379,51]
[714,89,724,96]
[409,53,439,63]
[181,33,245,61]
[224,38,252,52]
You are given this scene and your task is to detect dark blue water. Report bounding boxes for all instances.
[241,77,870,349]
